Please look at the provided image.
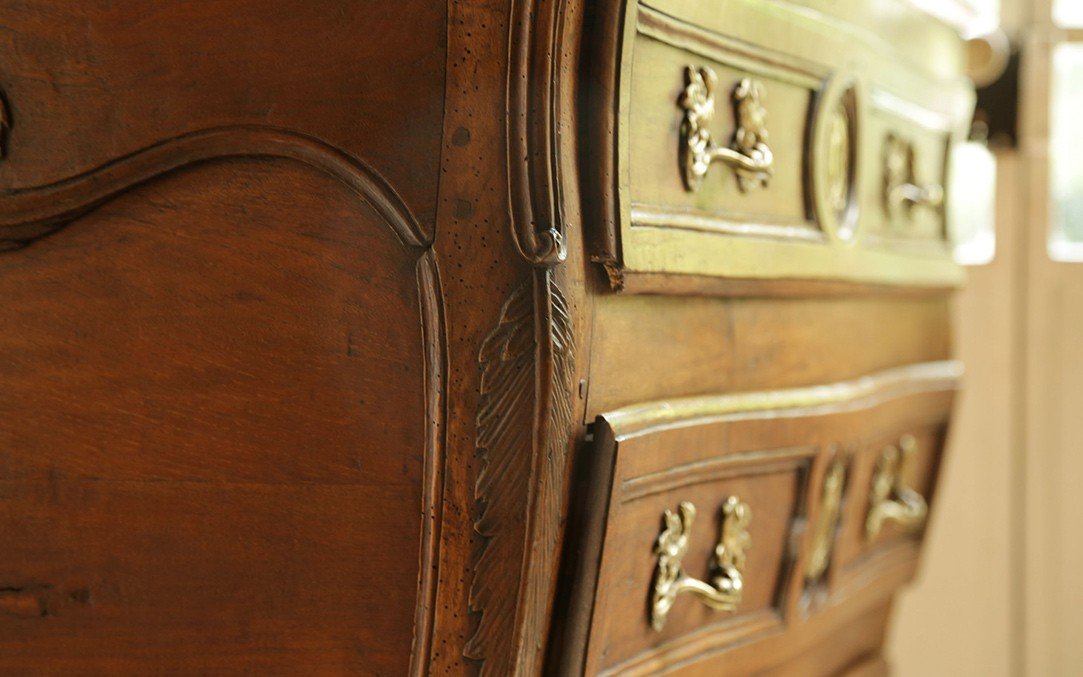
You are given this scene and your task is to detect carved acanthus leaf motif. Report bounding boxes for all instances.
[466,271,576,675]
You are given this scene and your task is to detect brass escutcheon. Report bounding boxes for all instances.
[807,458,847,583]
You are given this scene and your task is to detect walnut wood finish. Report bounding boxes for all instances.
[0,1,970,674]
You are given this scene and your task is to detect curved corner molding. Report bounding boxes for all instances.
[680,66,774,193]
[410,250,448,677]
[0,125,427,251]
[466,269,576,675]
[506,0,572,267]
[651,497,750,631]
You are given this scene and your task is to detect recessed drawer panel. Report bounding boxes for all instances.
[586,0,973,290]
[596,444,810,675]
[560,361,959,675]
[628,37,816,237]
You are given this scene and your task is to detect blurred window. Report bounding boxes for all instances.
[1050,44,1083,260]
[949,141,998,265]
[1054,0,1083,28]
[972,0,1000,29]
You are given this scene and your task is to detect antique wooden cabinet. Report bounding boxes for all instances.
[0,0,973,674]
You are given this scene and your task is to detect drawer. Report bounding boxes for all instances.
[573,414,814,675]
[560,361,959,675]
[585,0,973,290]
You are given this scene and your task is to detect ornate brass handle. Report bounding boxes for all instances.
[680,66,774,192]
[650,497,751,631]
[883,133,944,217]
[866,434,929,538]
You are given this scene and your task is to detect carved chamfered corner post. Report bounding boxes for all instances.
[463,0,582,674]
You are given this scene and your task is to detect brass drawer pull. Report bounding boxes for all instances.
[650,497,751,631]
[866,434,929,538]
[680,66,774,193]
[883,133,944,216]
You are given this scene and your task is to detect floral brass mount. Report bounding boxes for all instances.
[883,133,944,220]
[650,497,751,631]
[679,66,774,192]
[866,434,929,538]
[806,458,847,584]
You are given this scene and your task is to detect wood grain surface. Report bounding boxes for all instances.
[0,158,443,673]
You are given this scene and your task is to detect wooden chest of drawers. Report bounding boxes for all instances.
[0,0,972,673]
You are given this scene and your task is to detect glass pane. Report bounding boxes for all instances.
[1050,44,1083,261]
[971,0,1000,37]
[948,142,997,266]
[1054,0,1083,28]
[969,0,1000,26]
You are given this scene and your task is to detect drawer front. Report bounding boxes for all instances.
[589,442,811,674]
[562,361,959,675]
[586,0,972,289]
